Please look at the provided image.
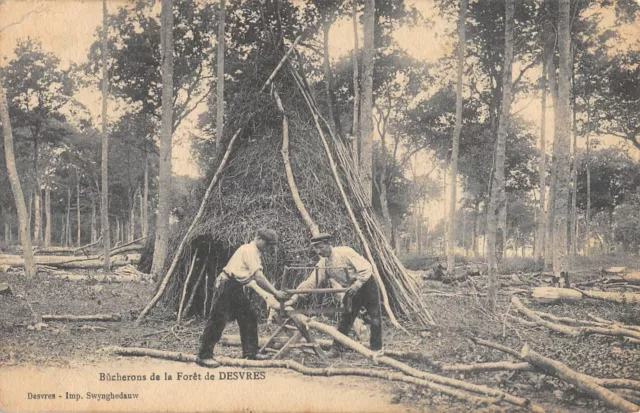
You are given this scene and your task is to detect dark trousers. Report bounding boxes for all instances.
[198,275,258,359]
[337,277,383,351]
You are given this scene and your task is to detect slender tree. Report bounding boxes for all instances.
[486,0,514,308]
[544,51,558,270]
[151,0,175,280]
[215,0,225,157]
[0,74,35,277]
[553,0,572,278]
[447,0,467,273]
[535,54,547,261]
[360,0,375,202]
[351,0,360,164]
[101,0,111,271]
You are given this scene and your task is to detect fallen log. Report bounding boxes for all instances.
[587,314,640,333]
[41,313,121,322]
[0,282,13,296]
[520,344,639,412]
[440,362,532,373]
[531,287,583,304]
[603,267,627,275]
[471,338,640,393]
[513,297,640,341]
[51,271,149,283]
[248,283,542,412]
[579,289,640,305]
[0,254,139,269]
[103,346,503,408]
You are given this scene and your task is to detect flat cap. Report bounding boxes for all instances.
[310,233,332,245]
[257,228,278,243]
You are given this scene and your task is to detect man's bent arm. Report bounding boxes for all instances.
[253,270,280,296]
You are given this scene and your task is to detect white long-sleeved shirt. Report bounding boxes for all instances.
[296,246,372,292]
[220,240,263,285]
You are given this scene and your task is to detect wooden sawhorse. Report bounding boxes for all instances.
[258,266,352,362]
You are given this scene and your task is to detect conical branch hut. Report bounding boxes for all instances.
[140,46,434,328]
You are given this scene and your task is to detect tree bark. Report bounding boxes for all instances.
[486,0,514,309]
[101,0,111,271]
[34,187,41,245]
[0,75,36,277]
[553,0,572,278]
[151,0,175,280]
[322,17,343,139]
[350,0,360,165]
[129,189,136,243]
[65,185,71,247]
[143,151,149,240]
[359,0,375,202]
[447,0,467,272]
[215,0,225,157]
[76,169,81,247]
[535,56,547,261]
[545,51,559,270]
[585,101,591,257]
[44,182,51,248]
[91,197,97,244]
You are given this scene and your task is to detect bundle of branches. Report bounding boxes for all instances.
[286,60,435,327]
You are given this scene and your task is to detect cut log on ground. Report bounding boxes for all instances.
[0,254,139,270]
[103,346,511,408]
[0,282,13,296]
[520,344,639,412]
[531,287,583,304]
[579,289,640,305]
[41,313,121,322]
[587,314,640,333]
[440,362,532,373]
[512,296,640,341]
[248,282,542,412]
[51,271,150,283]
[471,337,640,393]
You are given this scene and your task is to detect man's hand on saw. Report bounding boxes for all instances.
[274,290,290,301]
[344,284,360,299]
[284,294,299,307]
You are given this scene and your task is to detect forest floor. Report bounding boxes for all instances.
[0,255,639,413]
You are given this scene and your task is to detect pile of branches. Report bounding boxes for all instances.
[139,38,434,328]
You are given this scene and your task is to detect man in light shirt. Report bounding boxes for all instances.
[286,233,382,357]
[198,229,289,361]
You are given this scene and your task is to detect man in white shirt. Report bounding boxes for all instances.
[286,233,382,356]
[198,229,288,361]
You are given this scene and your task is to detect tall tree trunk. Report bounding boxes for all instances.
[378,140,392,238]
[570,91,578,258]
[27,191,32,232]
[359,0,374,202]
[443,163,448,257]
[0,76,36,277]
[34,187,41,245]
[215,0,225,157]
[585,102,591,257]
[323,17,343,139]
[151,0,175,280]
[115,217,121,246]
[486,0,514,309]
[545,52,559,270]
[44,181,51,247]
[350,0,360,165]
[535,56,547,261]
[472,200,479,257]
[552,0,572,278]
[66,185,71,247]
[76,169,81,247]
[129,189,136,242]
[91,197,97,244]
[447,0,467,272]
[101,0,111,271]
[143,152,149,240]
